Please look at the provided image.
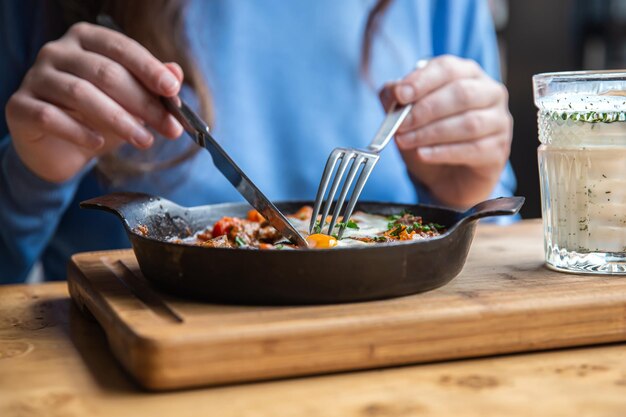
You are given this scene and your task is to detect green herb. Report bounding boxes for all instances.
[386,210,412,220]
[406,222,421,233]
[234,236,247,247]
[545,110,626,124]
[346,219,359,229]
[275,244,285,250]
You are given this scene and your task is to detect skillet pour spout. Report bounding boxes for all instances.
[80,193,524,305]
[81,192,196,239]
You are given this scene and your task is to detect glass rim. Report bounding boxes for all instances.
[533,69,626,82]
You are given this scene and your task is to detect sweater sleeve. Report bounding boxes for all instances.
[413,0,518,222]
[0,138,84,283]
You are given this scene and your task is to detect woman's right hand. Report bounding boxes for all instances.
[5,22,184,183]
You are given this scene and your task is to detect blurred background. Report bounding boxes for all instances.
[490,0,623,218]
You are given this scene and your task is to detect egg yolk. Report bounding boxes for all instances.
[306,233,338,249]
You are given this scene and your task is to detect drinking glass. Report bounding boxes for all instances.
[533,70,626,274]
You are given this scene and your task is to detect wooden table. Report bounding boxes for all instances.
[2,222,626,416]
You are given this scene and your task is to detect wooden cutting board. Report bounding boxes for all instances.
[67,220,626,390]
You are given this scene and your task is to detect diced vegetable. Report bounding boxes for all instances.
[247,209,266,223]
[212,217,237,237]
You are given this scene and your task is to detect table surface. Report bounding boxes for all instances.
[2,221,626,417]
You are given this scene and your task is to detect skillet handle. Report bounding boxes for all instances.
[80,192,157,228]
[458,196,525,224]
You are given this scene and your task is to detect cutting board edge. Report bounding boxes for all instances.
[115,328,626,391]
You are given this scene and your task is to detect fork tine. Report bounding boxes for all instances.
[309,150,344,233]
[319,152,355,234]
[327,155,366,233]
[337,157,378,239]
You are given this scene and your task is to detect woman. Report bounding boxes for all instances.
[0,0,515,283]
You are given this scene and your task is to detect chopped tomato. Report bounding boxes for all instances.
[290,206,313,220]
[212,217,237,237]
[258,243,274,250]
[324,215,342,223]
[247,209,266,223]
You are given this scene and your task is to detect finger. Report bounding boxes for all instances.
[69,23,181,97]
[53,50,182,139]
[397,78,505,134]
[395,107,508,150]
[164,62,184,83]
[7,94,104,150]
[413,134,509,167]
[391,55,486,105]
[30,68,154,148]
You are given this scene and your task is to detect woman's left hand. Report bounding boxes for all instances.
[380,55,513,209]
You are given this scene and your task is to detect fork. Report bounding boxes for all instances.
[309,62,426,238]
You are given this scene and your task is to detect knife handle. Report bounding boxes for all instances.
[161,96,211,138]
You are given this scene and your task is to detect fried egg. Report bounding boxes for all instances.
[288,212,397,248]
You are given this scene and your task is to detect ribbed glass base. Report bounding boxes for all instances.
[546,244,626,275]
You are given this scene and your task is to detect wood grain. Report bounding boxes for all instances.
[65,220,626,390]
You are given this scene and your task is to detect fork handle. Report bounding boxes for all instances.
[367,59,429,153]
[366,102,414,152]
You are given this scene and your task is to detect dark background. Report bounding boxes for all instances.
[493,0,624,218]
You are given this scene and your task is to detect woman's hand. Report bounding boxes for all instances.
[5,22,184,183]
[380,55,513,209]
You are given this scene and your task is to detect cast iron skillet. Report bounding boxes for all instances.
[80,193,524,305]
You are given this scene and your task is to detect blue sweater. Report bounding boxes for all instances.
[0,0,517,283]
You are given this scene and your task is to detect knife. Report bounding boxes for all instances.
[96,14,308,247]
[162,97,308,247]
